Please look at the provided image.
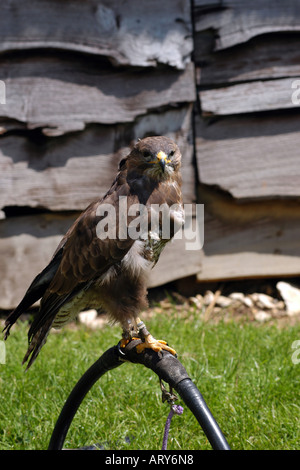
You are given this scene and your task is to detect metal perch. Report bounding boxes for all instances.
[48,339,231,450]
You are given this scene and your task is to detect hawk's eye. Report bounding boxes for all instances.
[143,151,152,161]
[169,150,175,157]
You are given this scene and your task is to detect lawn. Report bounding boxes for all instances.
[0,305,300,450]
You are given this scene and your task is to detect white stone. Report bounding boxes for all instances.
[243,296,254,308]
[229,292,245,302]
[251,293,276,310]
[229,292,254,307]
[254,310,272,322]
[215,295,232,308]
[189,296,202,309]
[203,290,215,305]
[277,281,300,316]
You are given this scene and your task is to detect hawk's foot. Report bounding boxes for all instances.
[136,333,176,356]
[121,318,177,356]
[135,317,176,356]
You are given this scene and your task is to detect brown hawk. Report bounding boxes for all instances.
[3,136,184,369]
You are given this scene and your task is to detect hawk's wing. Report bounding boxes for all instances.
[4,175,136,367]
[28,189,136,330]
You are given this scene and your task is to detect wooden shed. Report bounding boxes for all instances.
[1,0,300,310]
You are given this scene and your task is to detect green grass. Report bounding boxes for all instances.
[1,307,300,450]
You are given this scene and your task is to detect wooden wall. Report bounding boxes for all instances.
[1,0,300,309]
[194,0,300,282]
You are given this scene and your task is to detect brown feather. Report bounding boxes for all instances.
[3,136,183,368]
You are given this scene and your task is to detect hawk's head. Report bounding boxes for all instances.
[125,136,181,182]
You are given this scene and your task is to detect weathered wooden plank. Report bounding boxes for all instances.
[0,0,192,69]
[0,119,27,135]
[195,34,300,85]
[0,105,195,211]
[0,56,195,135]
[194,0,222,7]
[0,213,75,310]
[198,210,300,281]
[148,225,202,287]
[0,212,201,310]
[199,77,299,115]
[194,0,300,51]
[195,113,300,199]
[199,181,300,223]
[199,252,300,281]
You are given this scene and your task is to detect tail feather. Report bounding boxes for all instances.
[22,316,55,370]
[2,248,62,339]
[22,282,90,369]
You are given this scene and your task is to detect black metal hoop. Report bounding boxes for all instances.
[48,340,230,450]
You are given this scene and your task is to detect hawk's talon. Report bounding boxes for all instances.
[120,337,139,348]
[120,338,129,348]
[135,334,177,356]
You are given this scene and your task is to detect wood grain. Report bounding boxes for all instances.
[199,211,300,281]
[195,34,300,85]
[0,56,195,135]
[194,0,300,51]
[0,0,192,69]
[0,105,195,211]
[195,113,300,199]
[199,77,299,115]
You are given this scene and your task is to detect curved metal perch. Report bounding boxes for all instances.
[48,339,231,450]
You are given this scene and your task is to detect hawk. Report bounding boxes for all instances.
[3,136,184,369]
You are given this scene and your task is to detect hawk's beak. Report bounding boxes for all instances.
[156,151,167,172]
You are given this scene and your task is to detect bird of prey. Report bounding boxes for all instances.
[3,136,184,369]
